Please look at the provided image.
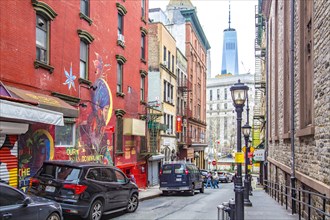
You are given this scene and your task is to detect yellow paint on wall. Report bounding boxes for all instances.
[9,168,18,187]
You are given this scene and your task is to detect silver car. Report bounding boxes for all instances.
[0,183,63,220]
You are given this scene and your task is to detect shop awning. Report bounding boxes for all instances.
[0,99,64,126]
[148,154,165,161]
[6,86,78,118]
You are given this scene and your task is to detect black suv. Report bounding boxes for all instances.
[159,162,204,196]
[28,161,139,220]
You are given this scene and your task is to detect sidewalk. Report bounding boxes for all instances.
[138,185,300,219]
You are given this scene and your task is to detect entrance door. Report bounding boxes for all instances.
[150,161,159,186]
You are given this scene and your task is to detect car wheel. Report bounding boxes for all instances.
[200,184,204,193]
[88,200,103,220]
[47,212,60,220]
[188,185,195,196]
[126,194,139,213]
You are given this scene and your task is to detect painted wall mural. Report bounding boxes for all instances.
[0,134,18,187]
[18,125,54,191]
[69,53,115,165]
[63,62,76,90]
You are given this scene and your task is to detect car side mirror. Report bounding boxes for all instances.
[22,197,32,207]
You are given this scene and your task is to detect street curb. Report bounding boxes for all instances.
[139,193,162,202]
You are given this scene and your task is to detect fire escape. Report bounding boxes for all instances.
[177,77,192,149]
[253,4,266,147]
[146,102,166,155]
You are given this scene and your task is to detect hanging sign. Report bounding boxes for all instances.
[253,149,265,161]
[235,152,244,163]
[176,116,182,133]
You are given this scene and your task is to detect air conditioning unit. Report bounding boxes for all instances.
[162,60,167,66]
[166,129,172,134]
[118,34,125,43]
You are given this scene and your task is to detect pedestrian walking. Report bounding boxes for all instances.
[205,171,214,188]
[213,172,219,188]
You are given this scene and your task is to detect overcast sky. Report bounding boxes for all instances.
[149,0,258,77]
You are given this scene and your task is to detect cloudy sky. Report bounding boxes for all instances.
[149,0,258,77]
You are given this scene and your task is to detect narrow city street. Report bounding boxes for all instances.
[107,183,234,220]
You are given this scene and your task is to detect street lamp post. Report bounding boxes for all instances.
[242,123,252,206]
[230,79,249,220]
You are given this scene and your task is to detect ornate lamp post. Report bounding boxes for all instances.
[242,123,252,206]
[230,79,249,220]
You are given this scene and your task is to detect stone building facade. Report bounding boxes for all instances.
[262,0,330,218]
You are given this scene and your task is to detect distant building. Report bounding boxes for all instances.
[206,74,254,168]
[149,0,211,169]
[221,1,239,75]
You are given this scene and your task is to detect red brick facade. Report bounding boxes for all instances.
[0,0,149,188]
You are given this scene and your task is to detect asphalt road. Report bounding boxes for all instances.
[106,182,235,220]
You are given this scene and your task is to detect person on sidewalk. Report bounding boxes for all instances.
[205,171,214,188]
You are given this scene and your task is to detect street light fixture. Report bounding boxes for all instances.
[242,123,252,206]
[230,79,249,220]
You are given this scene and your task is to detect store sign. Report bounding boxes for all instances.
[253,149,265,161]
[176,116,182,133]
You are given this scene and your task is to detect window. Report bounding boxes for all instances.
[118,13,123,35]
[298,0,314,136]
[116,116,123,152]
[224,88,227,100]
[80,0,89,16]
[0,187,25,206]
[55,122,75,147]
[114,170,126,183]
[36,14,48,63]
[117,63,123,93]
[80,40,88,79]
[217,89,220,100]
[210,90,213,101]
[168,51,171,70]
[33,1,57,72]
[172,55,175,73]
[141,0,146,19]
[217,103,220,110]
[283,0,290,136]
[224,103,228,109]
[163,46,167,63]
[140,76,145,101]
[141,34,145,60]
[77,30,93,79]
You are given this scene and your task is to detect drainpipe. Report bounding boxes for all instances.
[290,0,296,214]
[264,18,269,193]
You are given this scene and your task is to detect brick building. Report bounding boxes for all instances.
[0,0,149,189]
[261,0,330,218]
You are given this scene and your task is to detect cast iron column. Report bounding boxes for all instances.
[234,105,244,220]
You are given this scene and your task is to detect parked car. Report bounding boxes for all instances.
[159,162,204,196]
[200,169,208,184]
[28,160,139,220]
[0,183,62,220]
[218,171,233,183]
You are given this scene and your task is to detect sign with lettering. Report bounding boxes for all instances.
[253,149,265,161]
[176,116,182,133]
[235,152,244,163]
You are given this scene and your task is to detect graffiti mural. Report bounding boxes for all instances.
[18,126,55,191]
[77,53,114,165]
[0,134,18,187]
[63,62,76,90]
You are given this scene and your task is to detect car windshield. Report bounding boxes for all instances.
[39,164,81,181]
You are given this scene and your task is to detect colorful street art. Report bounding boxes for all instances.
[76,53,114,165]
[0,134,18,187]
[63,62,76,90]
[18,127,54,191]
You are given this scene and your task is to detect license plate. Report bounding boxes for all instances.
[176,178,182,181]
[45,185,55,193]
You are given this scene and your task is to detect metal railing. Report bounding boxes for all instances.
[265,180,330,220]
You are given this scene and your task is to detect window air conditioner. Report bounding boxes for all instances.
[162,60,167,66]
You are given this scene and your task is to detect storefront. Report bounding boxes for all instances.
[147,154,164,186]
[0,85,66,188]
